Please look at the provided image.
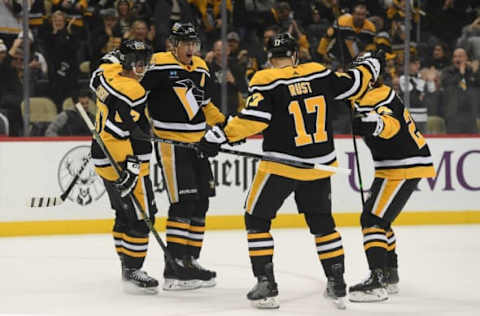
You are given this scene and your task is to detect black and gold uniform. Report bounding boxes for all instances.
[317,13,376,65]
[199,33,383,305]
[90,61,157,278]
[349,84,436,301]
[141,51,225,267]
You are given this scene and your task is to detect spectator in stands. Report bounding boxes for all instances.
[206,40,243,116]
[305,2,334,59]
[457,16,480,61]
[191,0,233,48]
[45,90,94,137]
[226,31,249,96]
[0,39,7,66]
[317,2,376,67]
[51,0,89,37]
[123,19,154,47]
[91,8,122,66]
[40,10,79,109]
[131,0,153,22]
[116,0,134,36]
[8,31,48,82]
[246,26,278,80]
[440,48,480,133]
[0,0,22,47]
[423,42,450,71]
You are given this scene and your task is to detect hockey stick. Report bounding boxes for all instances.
[332,8,366,207]
[140,136,351,175]
[28,154,91,207]
[75,103,178,272]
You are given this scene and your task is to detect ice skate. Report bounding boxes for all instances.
[246,263,279,309]
[384,267,399,294]
[324,264,347,310]
[349,269,388,302]
[122,269,159,294]
[163,258,202,291]
[188,257,216,287]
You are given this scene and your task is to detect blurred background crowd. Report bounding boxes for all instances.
[0,0,479,137]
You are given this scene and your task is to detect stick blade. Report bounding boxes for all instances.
[28,197,64,208]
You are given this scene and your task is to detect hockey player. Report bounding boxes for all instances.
[348,75,436,302]
[89,40,159,294]
[197,33,385,309]
[140,22,225,290]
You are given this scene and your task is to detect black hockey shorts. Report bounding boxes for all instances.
[364,177,420,225]
[103,173,158,222]
[155,142,216,203]
[244,169,332,220]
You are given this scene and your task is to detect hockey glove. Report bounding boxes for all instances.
[114,155,140,198]
[197,125,227,157]
[352,111,384,137]
[352,50,385,83]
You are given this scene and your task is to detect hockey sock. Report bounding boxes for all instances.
[187,217,205,259]
[166,217,191,259]
[386,228,398,268]
[247,231,274,277]
[315,230,345,277]
[113,231,149,269]
[362,226,388,270]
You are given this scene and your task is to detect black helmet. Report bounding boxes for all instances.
[267,33,298,59]
[119,40,152,72]
[169,22,200,46]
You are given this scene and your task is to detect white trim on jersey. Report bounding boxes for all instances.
[149,64,211,77]
[152,120,206,131]
[99,75,147,107]
[248,70,332,92]
[374,156,433,168]
[262,150,337,165]
[335,68,360,100]
[374,89,395,109]
[241,109,272,120]
[138,153,152,163]
[105,119,130,138]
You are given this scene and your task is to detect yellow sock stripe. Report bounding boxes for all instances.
[362,227,386,234]
[116,247,147,258]
[112,232,148,244]
[189,225,205,233]
[387,242,396,251]
[166,236,189,245]
[364,241,388,251]
[249,249,274,256]
[248,232,272,240]
[166,220,190,229]
[318,248,344,260]
[315,231,340,244]
[187,240,203,247]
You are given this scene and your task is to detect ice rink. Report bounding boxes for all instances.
[1,225,479,316]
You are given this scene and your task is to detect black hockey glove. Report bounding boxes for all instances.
[197,125,227,157]
[114,155,140,198]
[352,111,384,137]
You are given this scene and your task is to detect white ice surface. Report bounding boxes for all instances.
[1,225,480,316]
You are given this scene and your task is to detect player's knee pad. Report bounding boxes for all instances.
[168,200,196,219]
[192,197,209,219]
[360,211,388,229]
[244,212,271,233]
[304,213,336,235]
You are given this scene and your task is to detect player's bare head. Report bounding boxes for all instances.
[169,22,200,65]
[119,39,152,79]
[267,33,298,67]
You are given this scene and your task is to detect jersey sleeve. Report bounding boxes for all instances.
[329,65,375,102]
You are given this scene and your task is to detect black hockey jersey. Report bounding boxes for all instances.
[141,52,225,143]
[223,62,374,180]
[354,84,436,179]
[89,63,152,181]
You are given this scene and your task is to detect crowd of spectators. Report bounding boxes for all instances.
[0,0,479,136]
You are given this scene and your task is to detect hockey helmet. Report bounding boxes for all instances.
[169,22,200,49]
[119,39,152,76]
[267,33,298,59]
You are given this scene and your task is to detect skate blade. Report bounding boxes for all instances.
[250,297,280,309]
[386,284,399,295]
[323,290,346,309]
[349,288,388,302]
[123,282,158,295]
[163,279,202,291]
[199,278,216,288]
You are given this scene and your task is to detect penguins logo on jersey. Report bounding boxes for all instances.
[58,146,106,206]
[173,78,205,120]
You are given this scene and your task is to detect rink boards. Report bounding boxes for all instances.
[0,136,479,236]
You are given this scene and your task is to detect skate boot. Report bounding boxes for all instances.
[188,257,216,288]
[122,269,159,294]
[384,267,399,294]
[349,268,388,302]
[324,263,347,310]
[163,258,203,291]
[246,263,279,309]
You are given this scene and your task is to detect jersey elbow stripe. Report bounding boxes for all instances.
[105,119,130,139]
[374,156,433,168]
[335,69,361,100]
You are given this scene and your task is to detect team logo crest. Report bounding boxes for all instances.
[57,146,105,206]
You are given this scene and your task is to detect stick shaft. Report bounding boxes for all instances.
[60,155,91,201]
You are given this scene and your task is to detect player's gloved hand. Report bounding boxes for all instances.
[114,155,140,197]
[352,50,384,83]
[352,111,384,137]
[197,125,227,157]
[220,116,246,146]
